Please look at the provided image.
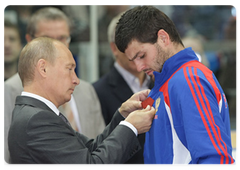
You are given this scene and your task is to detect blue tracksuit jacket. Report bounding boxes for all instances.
[143,47,234,164]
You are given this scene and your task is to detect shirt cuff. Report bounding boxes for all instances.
[119,121,138,136]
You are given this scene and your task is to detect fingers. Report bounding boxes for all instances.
[144,105,156,117]
[119,89,151,118]
[139,89,151,101]
[137,89,151,101]
[137,106,156,134]
[124,105,156,134]
[131,89,151,101]
[133,101,143,110]
[145,105,151,110]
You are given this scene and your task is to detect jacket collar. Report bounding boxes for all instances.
[15,95,55,114]
[153,47,199,87]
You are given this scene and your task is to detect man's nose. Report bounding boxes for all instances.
[134,60,144,72]
[73,73,80,85]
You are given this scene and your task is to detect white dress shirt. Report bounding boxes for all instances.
[114,62,151,93]
[21,91,60,115]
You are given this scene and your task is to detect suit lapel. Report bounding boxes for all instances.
[108,67,133,102]
[15,96,76,132]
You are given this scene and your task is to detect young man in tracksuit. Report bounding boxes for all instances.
[115,6,234,164]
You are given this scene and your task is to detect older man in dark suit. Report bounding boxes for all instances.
[6,7,106,138]
[8,37,155,163]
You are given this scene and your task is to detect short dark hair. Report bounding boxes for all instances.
[4,19,21,39]
[115,6,184,53]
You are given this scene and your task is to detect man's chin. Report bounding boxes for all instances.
[61,96,72,106]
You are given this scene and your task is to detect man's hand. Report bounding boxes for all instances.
[119,89,150,118]
[125,105,155,134]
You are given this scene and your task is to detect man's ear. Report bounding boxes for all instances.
[37,59,47,78]
[25,34,33,43]
[157,29,170,46]
[110,42,118,57]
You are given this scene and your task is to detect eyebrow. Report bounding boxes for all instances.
[66,63,76,68]
[129,52,140,61]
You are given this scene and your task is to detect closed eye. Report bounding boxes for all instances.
[66,64,76,71]
[140,54,145,59]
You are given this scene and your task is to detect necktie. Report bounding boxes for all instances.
[59,112,71,127]
[62,102,79,131]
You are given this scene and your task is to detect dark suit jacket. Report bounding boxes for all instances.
[93,66,154,164]
[8,96,141,164]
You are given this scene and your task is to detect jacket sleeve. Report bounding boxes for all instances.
[26,110,141,163]
[173,66,234,164]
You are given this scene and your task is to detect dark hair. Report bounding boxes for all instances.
[4,19,21,39]
[115,6,184,53]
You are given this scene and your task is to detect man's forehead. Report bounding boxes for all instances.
[125,40,144,61]
[36,19,69,33]
[38,19,68,25]
[54,42,69,54]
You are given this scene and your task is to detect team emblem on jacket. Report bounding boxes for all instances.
[155,97,161,113]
